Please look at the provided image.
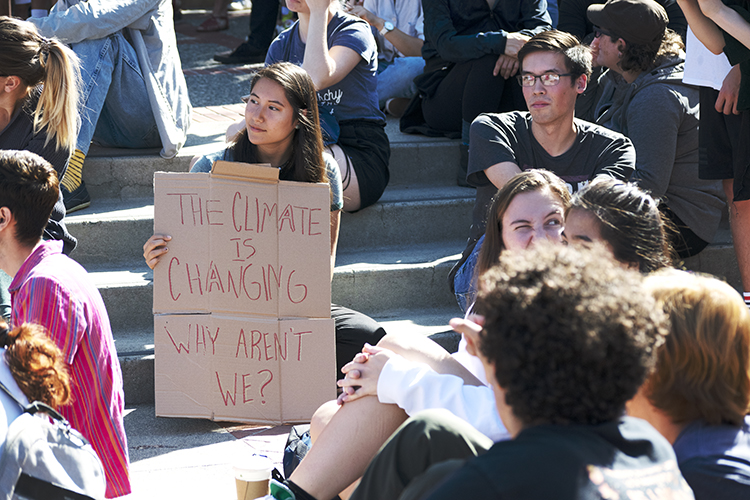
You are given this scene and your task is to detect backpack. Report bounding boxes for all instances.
[282,424,311,478]
[0,380,106,500]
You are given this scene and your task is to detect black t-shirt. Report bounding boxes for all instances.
[421,417,695,500]
[464,111,635,244]
[467,111,635,192]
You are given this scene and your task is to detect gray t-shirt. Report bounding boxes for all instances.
[190,149,343,212]
[465,111,635,243]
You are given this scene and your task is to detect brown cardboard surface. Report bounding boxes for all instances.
[154,314,336,424]
[152,161,335,424]
[153,163,331,318]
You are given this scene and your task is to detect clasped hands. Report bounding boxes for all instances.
[336,343,394,404]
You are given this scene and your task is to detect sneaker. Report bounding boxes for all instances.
[257,479,296,500]
[214,41,267,64]
[62,181,91,213]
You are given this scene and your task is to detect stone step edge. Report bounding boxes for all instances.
[66,186,476,225]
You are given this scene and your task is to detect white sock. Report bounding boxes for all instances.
[743,292,750,309]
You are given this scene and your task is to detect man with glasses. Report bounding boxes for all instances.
[454,30,636,281]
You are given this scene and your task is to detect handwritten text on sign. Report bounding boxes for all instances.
[153,170,331,318]
[154,314,336,424]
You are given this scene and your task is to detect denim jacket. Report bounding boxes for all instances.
[30,0,191,159]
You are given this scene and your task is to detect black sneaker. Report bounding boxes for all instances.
[63,181,91,213]
[213,42,267,64]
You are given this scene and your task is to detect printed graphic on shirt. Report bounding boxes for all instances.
[587,460,694,500]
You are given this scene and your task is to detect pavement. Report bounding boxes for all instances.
[121,9,311,499]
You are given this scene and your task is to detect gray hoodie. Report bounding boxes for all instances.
[595,54,723,243]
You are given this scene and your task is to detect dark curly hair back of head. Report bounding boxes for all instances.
[474,243,668,427]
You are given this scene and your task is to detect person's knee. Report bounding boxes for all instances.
[402,409,491,458]
[310,399,340,443]
[376,333,403,351]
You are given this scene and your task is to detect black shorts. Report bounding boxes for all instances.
[337,120,390,211]
[698,87,750,201]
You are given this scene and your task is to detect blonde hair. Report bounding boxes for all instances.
[0,16,80,154]
[644,270,750,426]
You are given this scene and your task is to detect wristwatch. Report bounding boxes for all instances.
[379,21,394,36]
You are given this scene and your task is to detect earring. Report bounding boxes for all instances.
[295,124,300,129]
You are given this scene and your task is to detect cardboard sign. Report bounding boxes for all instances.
[153,161,336,424]
[154,314,335,424]
[153,161,331,319]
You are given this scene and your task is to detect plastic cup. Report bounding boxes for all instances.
[233,455,273,500]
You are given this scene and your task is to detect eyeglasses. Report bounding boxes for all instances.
[516,73,574,87]
[593,26,615,39]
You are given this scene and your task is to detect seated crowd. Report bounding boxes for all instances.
[1,0,750,499]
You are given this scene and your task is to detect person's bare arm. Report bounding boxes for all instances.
[678,0,727,53]
[698,0,750,51]
[303,0,363,89]
[485,161,522,190]
[677,0,728,53]
[347,4,423,56]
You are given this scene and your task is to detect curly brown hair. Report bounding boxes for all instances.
[474,244,668,426]
[617,29,683,74]
[0,320,70,408]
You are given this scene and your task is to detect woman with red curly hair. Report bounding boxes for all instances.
[0,320,70,454]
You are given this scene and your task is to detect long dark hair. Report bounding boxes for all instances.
[567,177,673,272]
[476,170,571,279]
[230,62,326,184]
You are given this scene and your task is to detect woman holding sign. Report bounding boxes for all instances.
[144,62,385,377]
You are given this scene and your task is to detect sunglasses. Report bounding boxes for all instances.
[593,26,615,39]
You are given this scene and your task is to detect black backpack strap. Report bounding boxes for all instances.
[15,472,97,500]
[0,379,65,420]
[0,377,27,411]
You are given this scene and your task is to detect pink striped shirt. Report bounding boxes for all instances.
[9,240,130,498]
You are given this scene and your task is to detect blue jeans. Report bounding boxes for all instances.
[376,56,425,108]
[73,32,160,154]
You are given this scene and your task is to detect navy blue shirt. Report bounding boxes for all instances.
[266,12,384,124]
[673,416,750,500]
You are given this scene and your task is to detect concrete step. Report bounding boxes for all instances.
[117,307,459,405]
[89,242,464,332]
[65,185,474,267]
[81,118,461,200]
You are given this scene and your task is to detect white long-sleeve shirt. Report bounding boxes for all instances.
[377,354,510,442]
